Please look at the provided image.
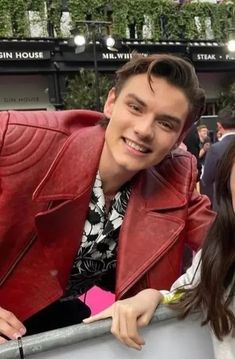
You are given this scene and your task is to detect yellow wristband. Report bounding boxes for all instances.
[162,291,184,304]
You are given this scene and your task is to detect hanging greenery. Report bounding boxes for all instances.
[0,0,233,40]
[47,0,63,36]
[68,0,107,24]
[9,0,30,37]
[68,0,235,41]
[110,0,180,40]
[64,68,113,110]
[0,0,11,36]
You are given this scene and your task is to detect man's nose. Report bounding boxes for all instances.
[133,117,154,140]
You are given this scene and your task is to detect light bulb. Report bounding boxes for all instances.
[106,36,115,48]
[74,35,86,47]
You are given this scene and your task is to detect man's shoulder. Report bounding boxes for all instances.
[164,148,194,169]
[0,110,103,176]
[140,150,195,206]
[1,109,103,135]
[156,148,194,170]
[207,139,229,157]
[152,149,195,189]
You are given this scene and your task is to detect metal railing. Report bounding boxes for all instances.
[0,305,214,359]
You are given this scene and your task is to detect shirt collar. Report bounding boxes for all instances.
[220,131,235,141]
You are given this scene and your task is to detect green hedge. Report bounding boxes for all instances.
[0,0,234,41]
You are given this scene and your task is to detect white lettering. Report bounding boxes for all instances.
[15,51,44,59]
[102,52,148,61]
[197,54,216,60]
[0,52,13,59]
[102,53,109,59]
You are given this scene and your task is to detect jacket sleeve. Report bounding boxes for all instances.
[183,127,202,181]
[170,250,201,291]
[185,155,216,251]
[161,250,202,301]
[201,145,217,201]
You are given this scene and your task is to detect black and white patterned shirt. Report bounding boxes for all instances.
[63,172,131,299]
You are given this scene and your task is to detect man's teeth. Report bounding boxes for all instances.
[125,139,148,153]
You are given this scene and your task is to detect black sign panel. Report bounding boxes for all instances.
[0,51,51,61]
[192,53,235,61]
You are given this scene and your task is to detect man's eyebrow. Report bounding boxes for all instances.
[126,93,147,107]
[127,93,184,125]
[158,114,183,126]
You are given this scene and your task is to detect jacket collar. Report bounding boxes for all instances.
[115,154,190,298]
[33,128,187,211]
[33,125,105,202]
[135,157,188,211]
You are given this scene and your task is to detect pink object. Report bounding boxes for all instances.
[80,286,115,315]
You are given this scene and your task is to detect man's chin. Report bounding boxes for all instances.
[118,162,144,175]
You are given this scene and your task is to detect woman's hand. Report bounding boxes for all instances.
[83,288,163,350]
[0,306,26,344]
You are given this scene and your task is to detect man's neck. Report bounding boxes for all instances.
[98,145,137,195]
[99,166,135,195]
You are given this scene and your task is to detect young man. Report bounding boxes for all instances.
[202,108,235,209]
[197,124,211,167]
[0,53,215,342]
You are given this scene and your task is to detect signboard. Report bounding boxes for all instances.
[101,52,135,61]
[0,51,51,61]
[192,53,235,61]
[0,74,54,110]
[101,51,235,62]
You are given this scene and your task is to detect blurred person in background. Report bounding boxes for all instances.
[202,108,235,209]
[183,123,202,181]
[197,124,211,168]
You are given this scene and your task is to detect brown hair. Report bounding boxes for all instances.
[172,140,235,340]
[218,107,235,129]
[100,53,205,132]
[197,124,208,131]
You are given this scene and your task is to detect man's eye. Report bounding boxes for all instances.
[158,121,173,130]
[129,104,141,112]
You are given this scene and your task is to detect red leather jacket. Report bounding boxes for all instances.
[0,110,215,321]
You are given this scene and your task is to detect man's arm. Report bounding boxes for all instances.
[183,127,202,181]
[201,145,218,200]
[83,251,203,350]
[185,190,215,251]
[185,155,216,251]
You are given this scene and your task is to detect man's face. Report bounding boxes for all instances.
[198,128,208,142]
[102,74,189,176]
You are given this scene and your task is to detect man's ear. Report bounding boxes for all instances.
[103,88,116,118]
[174,131,186,149]
[217,122,222,131]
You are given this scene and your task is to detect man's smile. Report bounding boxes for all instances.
[123,137,151,154]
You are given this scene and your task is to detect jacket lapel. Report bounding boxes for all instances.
[116,167,186,298]
[33,125,105,288]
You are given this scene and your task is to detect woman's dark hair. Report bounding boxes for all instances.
[100,53,205,132]
[173,140,235,340]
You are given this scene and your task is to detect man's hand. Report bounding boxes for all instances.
[0,306,26,344]
[83,289,163,350]
[203,142,210,152]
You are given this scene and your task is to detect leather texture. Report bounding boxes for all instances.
[0,110,215,321]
